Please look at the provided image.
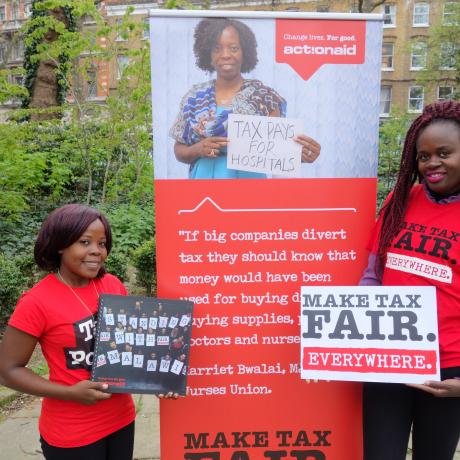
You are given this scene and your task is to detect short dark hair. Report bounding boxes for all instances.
[193,18,258,73]
[34,204,113,276]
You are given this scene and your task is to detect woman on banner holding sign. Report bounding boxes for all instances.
[170,17,321,179]
[360,100,460,460]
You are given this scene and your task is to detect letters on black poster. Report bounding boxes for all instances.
[91,294,193,395]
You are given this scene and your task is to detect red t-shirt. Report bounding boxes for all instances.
[369,185,460,368]
[9,273,136,448]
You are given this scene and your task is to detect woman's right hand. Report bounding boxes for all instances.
[174,138,227,164]
[195,136,228,159]
[66,380,112,405]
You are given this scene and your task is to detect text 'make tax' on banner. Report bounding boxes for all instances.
[150,10,382,460]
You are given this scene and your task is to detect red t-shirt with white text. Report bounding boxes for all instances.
[370,185,460,368]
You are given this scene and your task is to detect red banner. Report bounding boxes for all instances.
[156,178,376,459]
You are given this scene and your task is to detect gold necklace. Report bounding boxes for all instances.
[57,270,100,321]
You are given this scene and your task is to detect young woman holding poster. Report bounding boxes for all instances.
[170,17,321,179]
[0,205,136,460]
[360,100,460,460]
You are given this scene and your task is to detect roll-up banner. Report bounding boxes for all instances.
[150,10,382,459]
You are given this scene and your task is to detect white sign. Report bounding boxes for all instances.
[114,331,125,345]
[133,354,144,368]
[105,313,114,326]
[147,359,158,371]
[300,286,440,384]
[117,314,127,326]
[227,114,303,177]
[122,351,133,366]
[107,349,120,365]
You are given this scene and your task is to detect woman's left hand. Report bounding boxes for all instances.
[157,392,180,399]
[294,135,321,163]
[408,379,460,397]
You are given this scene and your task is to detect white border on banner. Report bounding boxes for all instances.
[149,9,383,21]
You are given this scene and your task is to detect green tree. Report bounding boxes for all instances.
[0,5,154,258]
[377,110,411,208]
[417,2,460,99]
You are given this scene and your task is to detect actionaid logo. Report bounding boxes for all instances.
[276,20,366,80]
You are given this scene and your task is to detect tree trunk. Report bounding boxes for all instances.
[29,8,68,120]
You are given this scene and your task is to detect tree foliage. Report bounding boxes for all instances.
[377,110,411,208]
[417,2,460,99]
[0,4,153,224]
[0,2,154,267]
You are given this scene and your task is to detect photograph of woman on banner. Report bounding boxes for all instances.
[170,18,321,179]
[360,100,460,460]
[0,204,136,460]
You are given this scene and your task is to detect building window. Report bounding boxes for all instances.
[24,2,32,18]
[11,74,23,85]
[117,55,129,79]
[82,13,96,25]
[438,86,454,101]
[115,19,127,42]
[350,3,359,13]
[383,4,396,27]
[0,5,5,21]
[11,40,24,61]
[87,69,97,98]
[11,1,19,20]
[382,43,394,70]
[380,86,392,116]
[440,43,456,69]
[413,3,429,26]
[408,86,424,112]
[411,42,427,70]
[0,43,6,63]
[443,2,458,25]
[143,18,149,40]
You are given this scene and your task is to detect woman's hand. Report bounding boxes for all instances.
[294,135,321,163]
[66,380,112,405]
[408,379,460,397]
[174,138,227,164]
[195,136,228,159]
[157,392,180,400]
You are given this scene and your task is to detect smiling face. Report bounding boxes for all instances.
[211,26,243,81]
[59,219,108,287]
[417,120,460,197]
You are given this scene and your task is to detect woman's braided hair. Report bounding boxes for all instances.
[377,99,460,264]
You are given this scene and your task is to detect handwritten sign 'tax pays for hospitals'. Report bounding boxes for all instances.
[227,114,303,177]
[300,285,440,384]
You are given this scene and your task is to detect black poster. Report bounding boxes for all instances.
[91,294,193,395]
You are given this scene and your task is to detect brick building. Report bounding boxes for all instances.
[0,0,457,116]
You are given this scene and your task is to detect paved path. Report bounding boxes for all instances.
[0,391,458,459]
[0,394,160,459]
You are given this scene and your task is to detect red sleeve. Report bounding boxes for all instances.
[8,291,48,338]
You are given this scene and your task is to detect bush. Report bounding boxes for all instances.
[132,238,156,295]
[104,204,155,258]
[105,250,129,283]
[0,253,28,330]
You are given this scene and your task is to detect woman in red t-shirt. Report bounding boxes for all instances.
[361,100,460,460]
[0,204,136,460]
